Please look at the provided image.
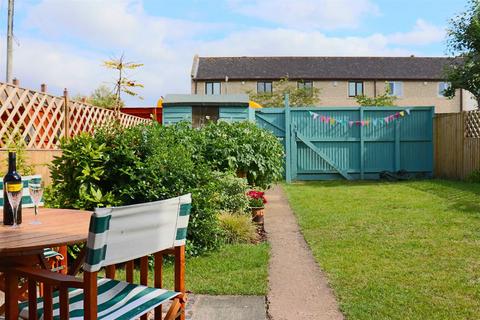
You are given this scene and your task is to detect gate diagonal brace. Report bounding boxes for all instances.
[295,131,353,180]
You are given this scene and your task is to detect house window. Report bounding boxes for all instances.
[205,82,221,95]
[298,81,313,90]
[257,81,273,93]
[348,81,364,97]
[386,81,403,97]
[438,82,451,97]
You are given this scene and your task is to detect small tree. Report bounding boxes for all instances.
[444,0,480,105]
[356,85,397,106]
[90,85,122,109]
[103,54,144,112]
[248,77,320,107]
[72,85,123,109]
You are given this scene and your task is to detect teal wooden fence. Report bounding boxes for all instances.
[255,103,434,181]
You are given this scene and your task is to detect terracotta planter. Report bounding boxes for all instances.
[251,207,265,224]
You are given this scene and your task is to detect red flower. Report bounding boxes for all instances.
[247,190,267,204]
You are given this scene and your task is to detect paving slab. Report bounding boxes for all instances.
[265,185,344,320]
[191,295,266,320]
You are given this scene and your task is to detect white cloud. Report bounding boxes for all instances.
[9,0,445,105]
[228,0,380,30]
[193,29,409,57]
[388,19,445,46]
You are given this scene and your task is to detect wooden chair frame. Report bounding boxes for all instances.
[12,245,187,320]
[0,246,67,316]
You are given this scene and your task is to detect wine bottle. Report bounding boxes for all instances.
[3,152,22,225]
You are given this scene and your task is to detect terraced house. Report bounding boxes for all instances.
[191,56,477,113]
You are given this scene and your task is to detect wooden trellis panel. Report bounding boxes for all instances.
[465,111,480,138]
[0,82,149,150]
[0,82,66,149]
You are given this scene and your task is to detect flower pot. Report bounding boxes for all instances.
[251,207,265,224]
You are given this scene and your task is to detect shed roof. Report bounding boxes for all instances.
[163,94,249,106]
[193,56,456,81]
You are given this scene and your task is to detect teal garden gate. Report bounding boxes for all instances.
[255,102,434,182]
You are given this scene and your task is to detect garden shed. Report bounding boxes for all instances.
[162,94,254,127]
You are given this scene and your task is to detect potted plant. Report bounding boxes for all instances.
[247,190,267,224]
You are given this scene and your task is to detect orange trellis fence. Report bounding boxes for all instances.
[0,82,149,150]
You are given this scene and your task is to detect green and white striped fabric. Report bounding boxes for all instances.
[0,174,44,208]
[18,277,180,320]
[84,194,192,272]
[43,248,63,260]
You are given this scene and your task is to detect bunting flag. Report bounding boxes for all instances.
[309,108,412,127]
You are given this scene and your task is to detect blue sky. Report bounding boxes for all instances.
[0,0,470,105]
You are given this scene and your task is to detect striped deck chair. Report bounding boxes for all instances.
[15,194,192,320]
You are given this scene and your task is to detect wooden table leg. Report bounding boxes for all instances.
[5,270,18,320]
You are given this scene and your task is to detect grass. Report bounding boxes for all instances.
[111,243,270,296]
[282,180,480,320]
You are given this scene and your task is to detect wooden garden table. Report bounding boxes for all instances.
[0,208,91,320]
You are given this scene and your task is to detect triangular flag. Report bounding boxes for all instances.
[399,111,405,117]
[321,116,326,122]
[330,118,335,125]
[349,121,354,127]
[313,113,319,120]
[384,117,390,123]
[406,108,411,115]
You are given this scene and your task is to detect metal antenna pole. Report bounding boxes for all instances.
[6,0,14,83]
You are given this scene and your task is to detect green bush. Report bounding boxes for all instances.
[203,121,284,188]
[212,171,250,214]
[218,212,257,244]
[46,120,283,256]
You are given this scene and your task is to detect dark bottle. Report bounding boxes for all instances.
[3,152,22,225]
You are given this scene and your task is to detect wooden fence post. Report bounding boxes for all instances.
[40,83,47,93]
[360,107,365,179]
[12,78,18,86]
[284,94,292,183]
[63,88,69,139]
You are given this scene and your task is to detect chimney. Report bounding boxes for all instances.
[191,54,200,79]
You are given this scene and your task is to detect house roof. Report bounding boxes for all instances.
[192,56,456,81]
[163,94,249,106]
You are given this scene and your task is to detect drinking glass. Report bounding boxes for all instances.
[5,181,23,229]
[28,178,44,225]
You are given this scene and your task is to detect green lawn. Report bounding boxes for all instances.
[283,180,480,320]
[112,243,269,296]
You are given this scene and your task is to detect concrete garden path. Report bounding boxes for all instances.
[265,185,344,320]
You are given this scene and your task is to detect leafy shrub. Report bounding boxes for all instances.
[467,170,480,183]
[203,121,284,188]
[218,212,257,244]
[212,171,250,214]
[46,120,282,256]
[47,133,119,209]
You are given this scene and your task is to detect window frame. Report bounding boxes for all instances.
[348,81,364,97]
[386,81,403,97]
[438,82,451,97]
[257,81,273,94]
[297,80,313,90]
[205,81,221,95]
